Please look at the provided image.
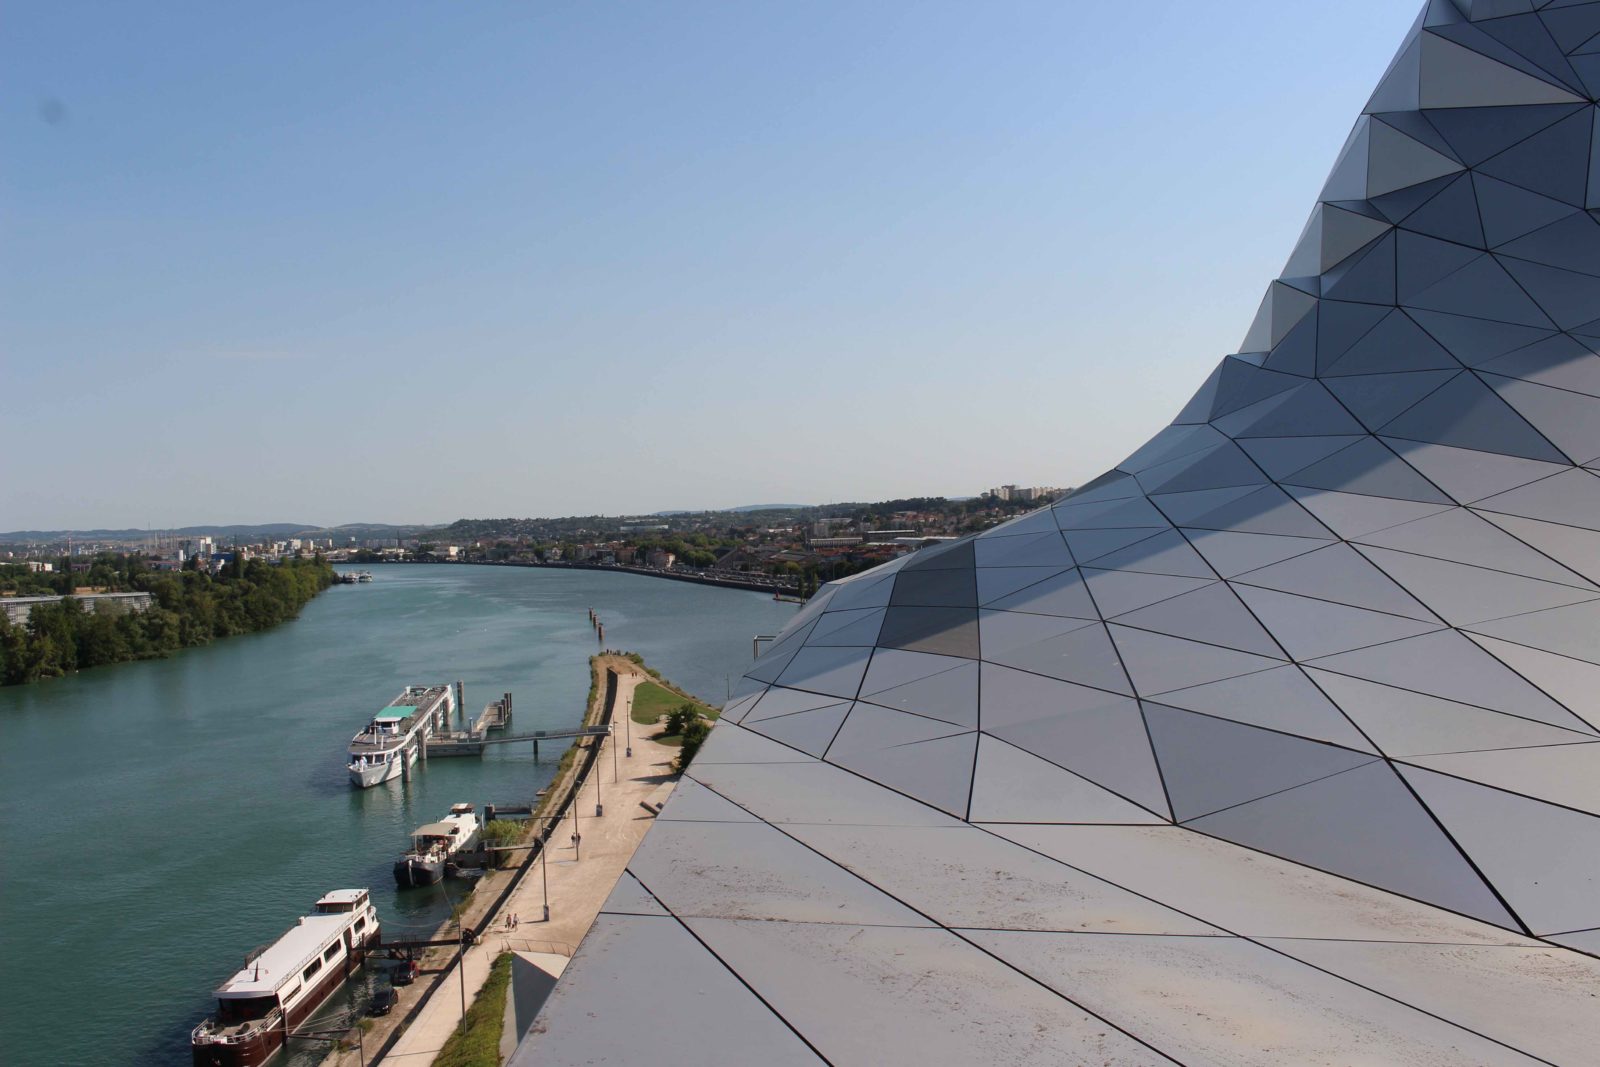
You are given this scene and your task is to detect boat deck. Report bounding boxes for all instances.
[350,726,422,755]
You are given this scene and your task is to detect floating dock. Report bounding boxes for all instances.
[427,692,514,757]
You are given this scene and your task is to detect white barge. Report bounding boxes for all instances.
[346,684,455,788]
[394,803,482,886]
[191,889,380,1066]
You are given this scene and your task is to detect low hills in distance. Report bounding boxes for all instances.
[1,509,809,541]
[653,505,812,515]
[0,522,425,543]
[2,496,1019,547]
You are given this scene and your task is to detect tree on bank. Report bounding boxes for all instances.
[0,556,336,686]
[663,702,714,772]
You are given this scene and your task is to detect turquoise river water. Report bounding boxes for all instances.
[0,563,796,1066]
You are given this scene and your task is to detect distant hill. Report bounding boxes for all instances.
[643,505,806,518]
[0,521,428,543]
[648,504,811,517]
[0,523,313,541]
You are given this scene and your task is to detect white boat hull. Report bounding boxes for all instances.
[348,747,416,788]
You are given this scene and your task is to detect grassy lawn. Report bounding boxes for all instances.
[432,952,513,1067]
[629,680,679,724]
[630,680,718,725]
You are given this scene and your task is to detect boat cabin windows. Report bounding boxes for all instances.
[216,995,278,1024]
[352,916,366,933]
[322,942,341,964]
[316,891,367,913]
[302,957,323,983]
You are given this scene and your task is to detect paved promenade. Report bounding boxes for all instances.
[373,667,678,1065]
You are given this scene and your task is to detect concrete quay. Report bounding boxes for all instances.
[331,660,679,1067]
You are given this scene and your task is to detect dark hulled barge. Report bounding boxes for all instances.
[394,803,481,887]
[191,889,379,1067]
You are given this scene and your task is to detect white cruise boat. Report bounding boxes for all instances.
[191,889,379,1066]
[394,803,482,886]
[346,684,455,788]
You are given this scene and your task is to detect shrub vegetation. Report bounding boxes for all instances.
[432,952,514,1067]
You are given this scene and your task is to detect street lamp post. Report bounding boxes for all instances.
[625,696,632,758]
[594,745,604,817]
[457,924,467,1036]
[611,725,618,782]
[541,831,551,922]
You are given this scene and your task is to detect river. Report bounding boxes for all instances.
[0,563,797,1066]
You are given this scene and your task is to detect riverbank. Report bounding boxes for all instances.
[377,556,800,596]
[338,653,680,1066]
[0,556,336,685]
[0,563,795,1067]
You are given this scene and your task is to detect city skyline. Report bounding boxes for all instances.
[2,1,1414,529]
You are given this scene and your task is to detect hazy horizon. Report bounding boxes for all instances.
[0,496,980,536]
[3,2,1415,530]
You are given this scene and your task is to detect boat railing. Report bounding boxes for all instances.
[351,729,409,747]
[192,1006,284,1045]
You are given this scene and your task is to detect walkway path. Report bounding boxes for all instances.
[371,666,679,1065]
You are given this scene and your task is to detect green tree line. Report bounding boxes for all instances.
[0,556,336,685]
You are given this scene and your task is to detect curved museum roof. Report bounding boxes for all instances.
[518,2,1600,1063]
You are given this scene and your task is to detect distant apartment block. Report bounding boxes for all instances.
[806,536,864,548]
[1,591,154,626]
[985,484,1061,502]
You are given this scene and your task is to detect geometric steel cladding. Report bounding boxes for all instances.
[734,0,1600,944]
[517,5,1600,1065]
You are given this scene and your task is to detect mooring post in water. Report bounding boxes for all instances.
[532,738,539,763]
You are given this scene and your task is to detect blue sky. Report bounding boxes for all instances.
[2,1,1416,529]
